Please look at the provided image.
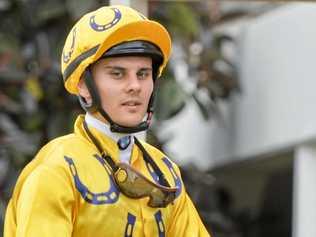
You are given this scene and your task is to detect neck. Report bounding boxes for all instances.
[85,112,134,141]
[85,113,139,164]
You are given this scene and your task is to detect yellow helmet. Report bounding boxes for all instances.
[61,5,172,95]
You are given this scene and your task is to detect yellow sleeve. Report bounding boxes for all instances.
[164,159,211,237]
[167,191,211,237]
[13,164,75,237]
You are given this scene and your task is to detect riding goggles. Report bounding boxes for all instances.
[83,121,178,208]
[114,162,178,208]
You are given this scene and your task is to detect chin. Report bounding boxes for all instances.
[115,117,142,128]
[121,121,142,127]
[113,112,146,128]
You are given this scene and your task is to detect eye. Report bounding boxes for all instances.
[137,70,151,80]
[109,69,124,79]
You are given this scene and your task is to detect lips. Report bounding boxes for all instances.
[121,100,142,109]
[122,101,141,106]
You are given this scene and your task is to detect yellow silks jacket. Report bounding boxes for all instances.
[4,115,210,237]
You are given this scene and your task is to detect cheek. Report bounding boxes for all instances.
[94,75,114,99]
[145,81,154,98]
[99,88,117,106]
[96,82,117,107]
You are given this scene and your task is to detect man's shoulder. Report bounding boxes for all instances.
[140,140,165,158]
[38,134,78,156]
[14,132,92,188]
[10,133,84,200]
[30,132,92,168]
[46,132,86,147]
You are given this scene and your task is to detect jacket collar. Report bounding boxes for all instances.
[74,114,140,164]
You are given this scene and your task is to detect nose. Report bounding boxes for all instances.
[126,73,141,94]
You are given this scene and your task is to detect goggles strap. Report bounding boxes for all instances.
[83,120,117,171]
[83,120,170,189]
[134,137,171,188]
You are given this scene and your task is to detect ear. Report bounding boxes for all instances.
[78,78,92,104]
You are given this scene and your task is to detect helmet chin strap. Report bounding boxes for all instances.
[78,68,155,134]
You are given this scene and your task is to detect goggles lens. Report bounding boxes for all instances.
[114,162,178,208]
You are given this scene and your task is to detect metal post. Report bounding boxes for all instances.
[292,144,316,237]
[109,0,148,16]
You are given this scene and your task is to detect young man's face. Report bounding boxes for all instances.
[81,56,154,127]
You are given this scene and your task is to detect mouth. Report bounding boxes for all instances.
[121,100,142,109]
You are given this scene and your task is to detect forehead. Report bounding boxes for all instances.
[94,56,152,68]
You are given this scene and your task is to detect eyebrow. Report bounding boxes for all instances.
[104,66,152,71]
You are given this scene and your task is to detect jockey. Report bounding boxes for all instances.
[4,5,210,237]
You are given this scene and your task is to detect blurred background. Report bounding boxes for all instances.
[1,0,316,236]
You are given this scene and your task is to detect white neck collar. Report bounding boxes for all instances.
[84,113,136,163]
[85,112,136,142]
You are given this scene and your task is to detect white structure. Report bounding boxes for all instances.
[163,3,316,237]
[110,0,147,16]
[165,3,316,169]
[230,7,316,235]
